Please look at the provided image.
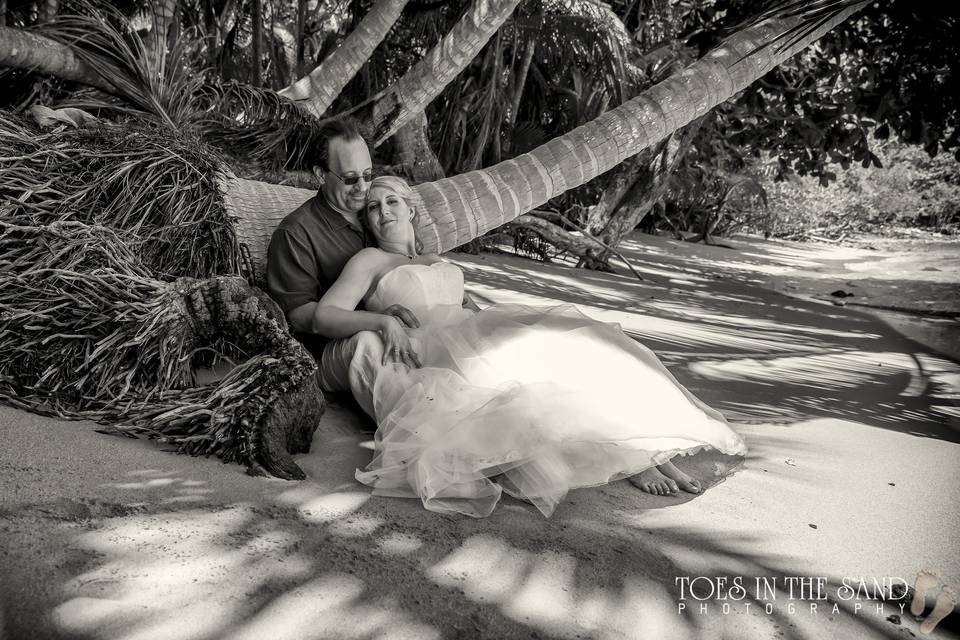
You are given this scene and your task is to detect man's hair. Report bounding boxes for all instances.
[306,117,367,170]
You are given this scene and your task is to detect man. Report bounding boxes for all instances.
[266,118,414,418]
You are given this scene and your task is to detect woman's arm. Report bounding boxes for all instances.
[309,249,389,337]
[307,249,421,368]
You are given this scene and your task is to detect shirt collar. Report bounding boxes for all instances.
[313,194,361,232]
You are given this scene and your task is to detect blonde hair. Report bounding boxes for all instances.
[365,175,423,254]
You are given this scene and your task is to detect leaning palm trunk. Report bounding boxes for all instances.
[369,0,522,145]
[0,26,112,90]
[225,1,869,275]
[279,0,410,118]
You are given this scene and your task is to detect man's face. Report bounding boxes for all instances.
[318,136,373,213]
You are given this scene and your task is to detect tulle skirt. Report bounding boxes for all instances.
[355,303,747,518]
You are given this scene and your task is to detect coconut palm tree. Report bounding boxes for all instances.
[279,0,411,117]
[222,0,870,277]
[0,0,871,269]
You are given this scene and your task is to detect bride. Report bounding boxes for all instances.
[312,176,747,518]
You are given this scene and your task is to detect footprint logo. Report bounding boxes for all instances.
[911,570,957,635]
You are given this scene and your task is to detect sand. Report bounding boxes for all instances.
[1,232,959,640]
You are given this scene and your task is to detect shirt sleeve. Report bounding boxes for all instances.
[266,227,322,313]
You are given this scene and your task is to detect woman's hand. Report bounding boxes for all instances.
[379,315,422,369]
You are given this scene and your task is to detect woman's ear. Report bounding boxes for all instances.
[312,166,325,184]
[409,207,416,221]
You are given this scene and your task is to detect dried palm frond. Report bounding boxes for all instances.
[0,220,322,478]
[0,111,244,279]
[193,80,325,171]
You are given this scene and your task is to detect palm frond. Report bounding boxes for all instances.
[38,0,205,130]
[727,0,870,64]
[194,80,325,170]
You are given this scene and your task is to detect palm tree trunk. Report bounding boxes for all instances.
[217,1,868,276]
[279,0,410,117]
[596,120,701,250]
[0,4,869,272]
[502,37,535,157]
[582,149,655,235]
[392,112,445,183]
[369,0,522,146]
[0,26,113,91]
[146,0,178,75]
[250,0,262,85]
[402,2,870,253]
[294,0,306,77]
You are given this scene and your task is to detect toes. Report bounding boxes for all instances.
[666,481,679,494]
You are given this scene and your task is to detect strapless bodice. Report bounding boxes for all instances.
[366,262,469,327]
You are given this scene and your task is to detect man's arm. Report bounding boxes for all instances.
[267,226,324,327]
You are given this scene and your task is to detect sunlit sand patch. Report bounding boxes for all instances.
[55,506,314,640]
[375,532,423,556]
[225,574,441,640]
[688,351,958,392]
[292,491,371,524]
[104,477,180,490]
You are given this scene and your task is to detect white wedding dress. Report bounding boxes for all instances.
[355,261,747,518]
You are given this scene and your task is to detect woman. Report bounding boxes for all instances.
[312,176,747,518]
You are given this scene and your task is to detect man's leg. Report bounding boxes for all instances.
[317,331,384,419]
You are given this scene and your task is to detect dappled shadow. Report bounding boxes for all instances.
[2,448,937,640]
[3,238,958,639]
[457,245,960,443]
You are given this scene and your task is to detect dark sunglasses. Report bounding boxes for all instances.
[328,169,374,186]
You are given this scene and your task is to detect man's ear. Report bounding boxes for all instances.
[312,166,324,183]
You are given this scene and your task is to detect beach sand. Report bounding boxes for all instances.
[2,232,958,639]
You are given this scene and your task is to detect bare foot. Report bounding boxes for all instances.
[911,570,941,616]
[922,589,958,635]
[628,467,679,495]
[658,461,702,494]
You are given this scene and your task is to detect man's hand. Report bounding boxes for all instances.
[383,304,420,329]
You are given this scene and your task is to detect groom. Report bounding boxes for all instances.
[266,118,415,418]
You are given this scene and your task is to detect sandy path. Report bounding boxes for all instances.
[1,238,958,640]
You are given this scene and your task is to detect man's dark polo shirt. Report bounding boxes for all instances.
[266,194,367,355]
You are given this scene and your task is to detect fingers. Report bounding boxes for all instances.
[402,350,421,369]
[383,345,421,369]
[388,304,420,328]
[400,309,420,328]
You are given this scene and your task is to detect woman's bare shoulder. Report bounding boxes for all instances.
[345,247,392,272]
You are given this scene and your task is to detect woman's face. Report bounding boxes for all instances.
[365,185,414,245]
